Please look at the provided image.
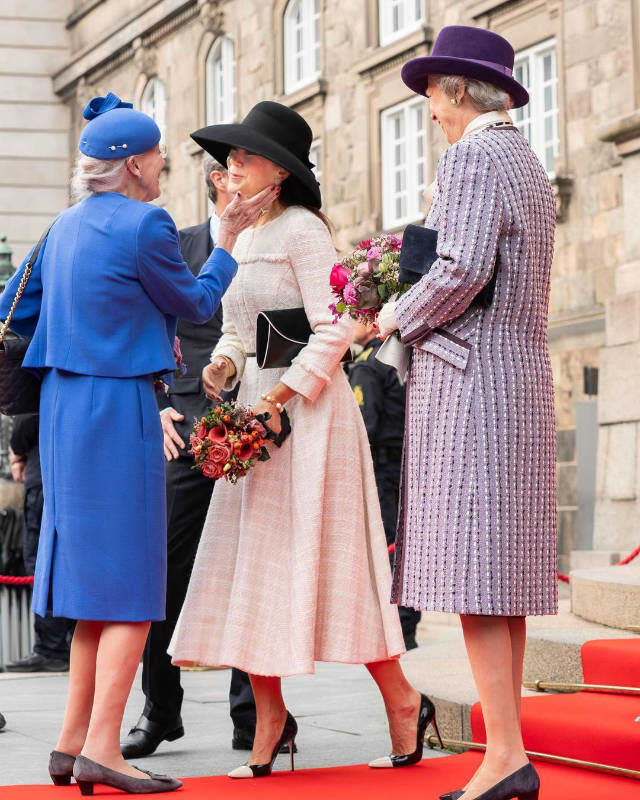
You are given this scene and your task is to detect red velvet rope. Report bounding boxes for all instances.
[0,575,34,586]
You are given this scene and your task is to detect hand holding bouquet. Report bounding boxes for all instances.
[329,234,409,324]
[190,400,270,484]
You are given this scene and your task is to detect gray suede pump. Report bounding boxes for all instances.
[48,750,76,786]
[72,755,182,795]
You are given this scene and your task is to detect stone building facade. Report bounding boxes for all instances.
[3,0,640,570]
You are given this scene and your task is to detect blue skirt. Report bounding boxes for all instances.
[33,369,167,621]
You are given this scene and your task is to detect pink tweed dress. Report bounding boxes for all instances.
[169,206,406,676]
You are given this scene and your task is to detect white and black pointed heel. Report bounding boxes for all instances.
[228,711,297,779]
[369,693,442,769]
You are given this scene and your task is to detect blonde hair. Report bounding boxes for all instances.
[70,154,128,202]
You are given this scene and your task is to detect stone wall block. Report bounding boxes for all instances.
[605,292,640,346]
[603,421,637,500]
[598,342,640,424]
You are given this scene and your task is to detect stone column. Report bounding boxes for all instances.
[594,110,640,554]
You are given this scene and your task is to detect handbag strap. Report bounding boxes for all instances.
[0,223,53,345]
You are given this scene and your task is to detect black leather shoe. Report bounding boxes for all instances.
[0,712,6,730]
[5,653,69,673]
[121,714,184,759]
[232,726,297,754]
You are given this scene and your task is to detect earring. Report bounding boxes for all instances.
[450,98,457,105]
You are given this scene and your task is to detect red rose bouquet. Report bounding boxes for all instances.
[189,400,270,484]
[329,234,409,324]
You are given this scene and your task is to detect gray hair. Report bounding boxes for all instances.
[70,154,128,202]
[436,74,513,112]
[202,154,227,204]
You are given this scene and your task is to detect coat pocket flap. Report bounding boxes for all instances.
[413,329,471,370]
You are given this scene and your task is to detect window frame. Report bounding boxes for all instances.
[381,95,428,230]
[512,37,559,177]
[205,35,236,126]
[378,0,424,48]
[283,0,321,95]
[140,76,167,144]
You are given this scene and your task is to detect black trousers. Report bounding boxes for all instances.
[142,454,256,729]
[23,486,74,660]
[374,460,422,641]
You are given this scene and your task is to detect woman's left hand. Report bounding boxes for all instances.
[252,399,282,435]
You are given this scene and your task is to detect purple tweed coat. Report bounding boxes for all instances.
[392,125,558,616]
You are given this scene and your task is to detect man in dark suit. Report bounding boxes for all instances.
[122,156,257,758]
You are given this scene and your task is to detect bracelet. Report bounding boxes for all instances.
[261,394,283,411]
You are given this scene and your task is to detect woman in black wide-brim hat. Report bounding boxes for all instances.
[169,101,439,778]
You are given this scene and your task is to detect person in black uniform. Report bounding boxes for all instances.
[121,156,257,758]
[347,322,421,650]
[6,413,74,672]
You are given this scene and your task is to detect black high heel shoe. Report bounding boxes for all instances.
[368,693,443,768]
[451,763,540,800]
[49,751,76,786]
[228,711,298,778]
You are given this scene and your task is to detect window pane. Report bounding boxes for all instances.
[514,41,558,173]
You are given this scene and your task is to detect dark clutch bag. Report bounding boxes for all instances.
[399,224,498,308]
[0,224,52,416]
[256,307,351,369]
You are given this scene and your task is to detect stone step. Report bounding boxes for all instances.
[571,566,640,630]
[404,596,639,743]
[570,549,622,570]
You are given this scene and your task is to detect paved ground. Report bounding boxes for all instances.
[0,639,447,786]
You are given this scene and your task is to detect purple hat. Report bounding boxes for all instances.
[401,25,529,109]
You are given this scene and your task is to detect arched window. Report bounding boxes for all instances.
[205,36,236,125]
[140,77,167,144]
[284,0,321,94]
[379,0,424,47]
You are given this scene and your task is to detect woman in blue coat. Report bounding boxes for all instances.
[0,93,279,794]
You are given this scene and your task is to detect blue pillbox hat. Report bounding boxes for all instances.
[78,92,161,159]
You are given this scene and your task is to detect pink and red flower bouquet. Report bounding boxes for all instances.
[329,234,409,324]
[189,400,270,484]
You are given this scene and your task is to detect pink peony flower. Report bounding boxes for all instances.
[330,263,350,292]
[343,282,359,305]
[357,260,375,277]
[367,246,382,261]
[358,238,372,249]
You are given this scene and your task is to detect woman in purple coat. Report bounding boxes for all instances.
[378,26,557,800]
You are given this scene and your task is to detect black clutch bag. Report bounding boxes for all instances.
[0,224,53,416]
[399,224,498,308]
[256,308,351,369]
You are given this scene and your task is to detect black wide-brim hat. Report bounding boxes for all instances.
[402,25,529,109]
[191,101,321,209]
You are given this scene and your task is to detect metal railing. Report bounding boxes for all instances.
[0,583,34,670]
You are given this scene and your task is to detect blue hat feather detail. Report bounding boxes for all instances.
[83,92,134,121]
[78,90,161,160]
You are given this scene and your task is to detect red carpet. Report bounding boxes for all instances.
[581,639,640,687]
[471,692,640,771]
[1,753,638,800]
